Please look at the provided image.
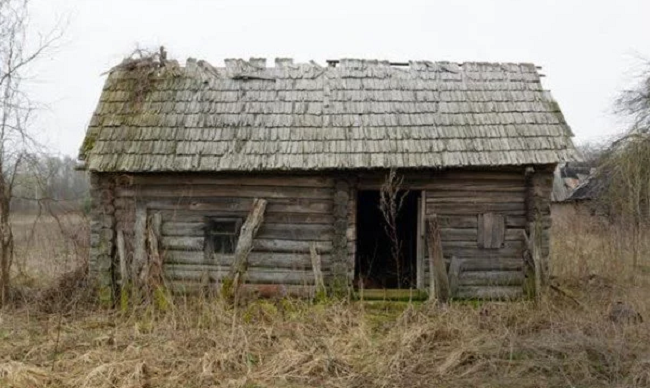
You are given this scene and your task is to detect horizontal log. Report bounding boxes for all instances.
[161,236,335,253]
[454,286,523,300]
[169,282,315,297]
[116,185,333,200]
[428,202,525,215]
[455,258,524,271]
[130,175,334,188]
[441,228,524,242]
[162,236,203,251]
[254,239,333,253]
[146,198,333,214]
[164,250,333,269]
[427,190,525,198]
[441,240,525,250]
[459,271,524,286]
[428,196,524,204]
[257,224,333,241]
[438,247,524,259]
[164,265,321,285]
[158,212,334,226]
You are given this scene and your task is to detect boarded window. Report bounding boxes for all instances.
[477,213,505,249]
[204,218,242,256]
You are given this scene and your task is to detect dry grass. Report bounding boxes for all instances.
[1,211,649,388]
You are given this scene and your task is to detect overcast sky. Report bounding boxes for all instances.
[25,0,650,157]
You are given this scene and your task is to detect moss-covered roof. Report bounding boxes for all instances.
[80,58,579,172]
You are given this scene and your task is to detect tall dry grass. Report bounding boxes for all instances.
[0,211,649,388]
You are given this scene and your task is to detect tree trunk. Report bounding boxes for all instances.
[0,170,13,306]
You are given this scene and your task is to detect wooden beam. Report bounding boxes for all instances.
[426,215,450,302]
[227,198,268,298]
[133,204,147,289]
[310,242,326,297]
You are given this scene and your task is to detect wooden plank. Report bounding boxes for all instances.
[145,212,164,288]
[145,198,333,214]
[478,213,506,249]
[116,185,333,200]
[162,236,203,251]
[169,282,314,297]
[164,250,333,269]
[455,286,523,300]
[427,193,525,203]
[161,223,334,241]
[448,256,461,297]
[441,228,523,242]
[427,202,525,215]
[117,230,128,285]
[416,193,425,289]
[130,175,334,188]
[228,198,268,293]
[460,271,524,286]
[253,239,333,253]
[456,258,523,271]
[164,265,320,285]
[426,215,450,302]
[310,243,326,295]
[156,210,333,225]
[257,224,333,241]
[133,204,147,283]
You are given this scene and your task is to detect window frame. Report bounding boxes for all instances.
[203,217,243,259]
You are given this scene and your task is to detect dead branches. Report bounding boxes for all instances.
[379,169,407,288]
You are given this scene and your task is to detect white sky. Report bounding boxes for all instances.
[25,0,650,157]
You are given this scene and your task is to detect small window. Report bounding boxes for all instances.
[204,218,242,257]
[477,213,505,249]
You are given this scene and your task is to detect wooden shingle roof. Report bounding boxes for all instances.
[80,57,578,172]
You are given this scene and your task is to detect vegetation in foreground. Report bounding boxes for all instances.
[0,212,649,388]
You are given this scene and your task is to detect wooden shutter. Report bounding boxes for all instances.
[477,213,505,249]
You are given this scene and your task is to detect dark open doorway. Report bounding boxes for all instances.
[355,190,419,289]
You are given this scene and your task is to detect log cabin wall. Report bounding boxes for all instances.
[88,167,555,300]
[89,172,117,303]
[108,173,344,294]
[355,166,555,299]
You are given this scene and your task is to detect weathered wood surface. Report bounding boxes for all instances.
[111,173,339,292]
[227,198,268,292]
[426,215,450,302]
[455,286,523,300]
[145,212,164,289]
[448,256,461,296]
[165,265,322,284]
[460,270,524,286]
[117,230,127,285]
[477,213,506,249]
[310,243,326,295]
[132,204,147,287]
[165,251,334,269]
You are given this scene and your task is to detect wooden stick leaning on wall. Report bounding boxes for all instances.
[145,212,164,292]
[426,214,450,303]
[310,242,326,298]
[225,198,268,302]
[523,222,542,302]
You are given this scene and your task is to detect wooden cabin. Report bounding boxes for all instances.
[78,57,578,301]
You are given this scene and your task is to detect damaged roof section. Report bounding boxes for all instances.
[79,57,579,172]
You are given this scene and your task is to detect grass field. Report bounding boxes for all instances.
[1,212,649,388]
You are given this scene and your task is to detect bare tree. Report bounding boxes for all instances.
[0,0,62,305]
[379,169,407,288]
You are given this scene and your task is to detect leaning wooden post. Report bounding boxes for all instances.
[310,242,326,299]
[225,198,267,301]
[426,215,450,302]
